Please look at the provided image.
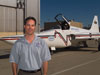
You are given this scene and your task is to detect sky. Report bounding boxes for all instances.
[40,0,100,27]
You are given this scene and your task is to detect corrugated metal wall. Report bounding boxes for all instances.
[0,6,16,32]
[17,9,24,32]
[0,6,24,32]
[0,0,40,32]
[26,0,40,32]
[0,0,16,7]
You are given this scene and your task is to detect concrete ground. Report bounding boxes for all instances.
[0,41,12,75]
[48,47,100,75]
[0,41,100,75]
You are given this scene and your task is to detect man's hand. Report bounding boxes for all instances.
[11,62,18,75]
[43,61,48,75]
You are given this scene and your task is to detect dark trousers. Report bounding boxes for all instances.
[18,70,42,75]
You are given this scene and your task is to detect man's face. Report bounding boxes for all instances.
[24,19,36,35]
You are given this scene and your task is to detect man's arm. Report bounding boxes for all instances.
[43,61,48,75]
[11,62,18,75]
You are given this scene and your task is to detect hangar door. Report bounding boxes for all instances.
[0,0,23,32]
[0,0,40,33]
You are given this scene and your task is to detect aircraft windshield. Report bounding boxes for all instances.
[55,14,70,30]
[51,25,61,29]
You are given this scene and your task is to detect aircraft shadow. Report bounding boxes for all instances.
[0,54,9,59]
[52,47,99,54]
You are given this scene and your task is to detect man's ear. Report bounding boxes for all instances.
[24,25,25,28]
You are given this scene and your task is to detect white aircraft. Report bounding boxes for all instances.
[0,14,100,51]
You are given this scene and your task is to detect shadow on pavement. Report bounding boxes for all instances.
[0,54,9,59]
[51,47,99,54]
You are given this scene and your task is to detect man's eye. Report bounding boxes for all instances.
[32,25,35,26]
[26,24,30,26]
[26,24,35,26]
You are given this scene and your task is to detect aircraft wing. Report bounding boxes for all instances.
[69,33,100,47]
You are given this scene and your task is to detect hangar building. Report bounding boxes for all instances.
[0,0,40,33]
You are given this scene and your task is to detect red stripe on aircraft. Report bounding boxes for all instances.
[1,38,19,40]
[40,37,48,38]
[55,31,68,46]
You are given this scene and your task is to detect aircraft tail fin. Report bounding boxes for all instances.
[90,16,99,32]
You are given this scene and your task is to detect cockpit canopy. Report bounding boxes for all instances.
[55,14,70,30]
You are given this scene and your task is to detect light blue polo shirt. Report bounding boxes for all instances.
[9,36,51,70]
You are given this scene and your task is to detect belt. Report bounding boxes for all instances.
[19,69,41,73]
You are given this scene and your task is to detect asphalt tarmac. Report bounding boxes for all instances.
[0,41,100,75]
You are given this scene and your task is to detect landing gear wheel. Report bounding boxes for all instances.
[50,50,54,55]
[49,48,54,55]
[83,41,88,47]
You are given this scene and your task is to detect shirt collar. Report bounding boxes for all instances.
[23,35,37,44]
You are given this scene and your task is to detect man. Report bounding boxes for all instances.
[9,17,51,75]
